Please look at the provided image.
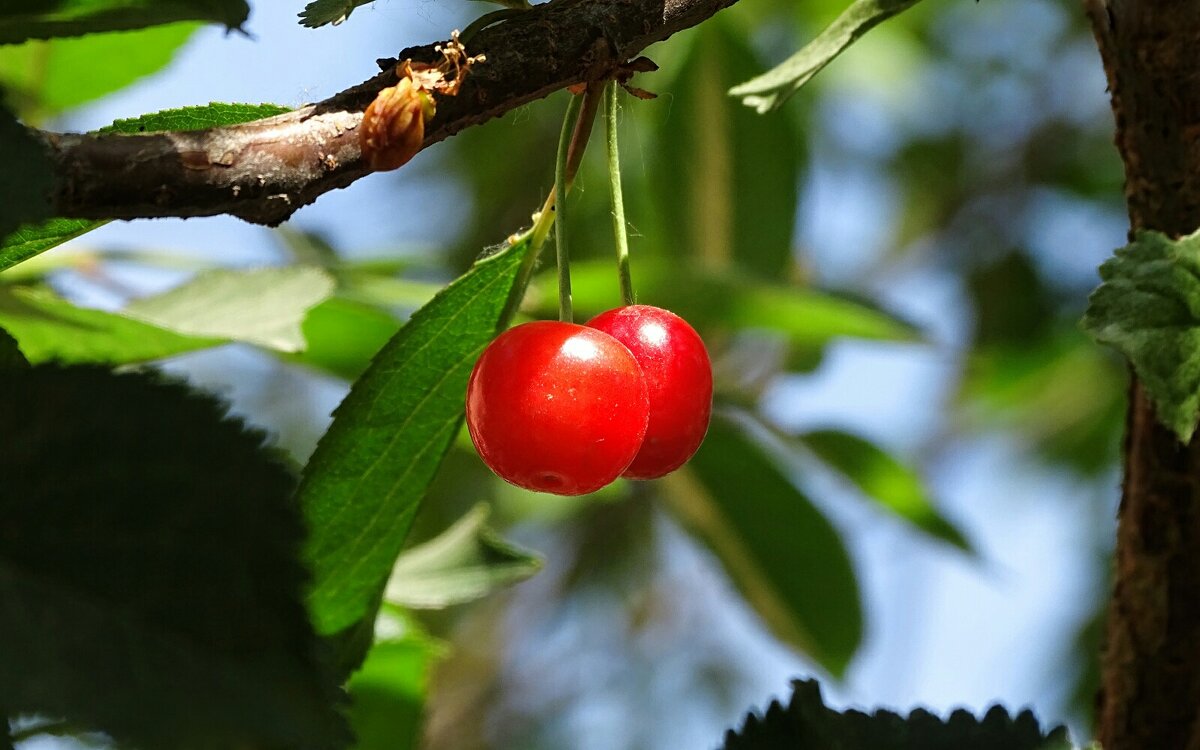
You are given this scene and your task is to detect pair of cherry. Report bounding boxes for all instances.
[466,305,713,495]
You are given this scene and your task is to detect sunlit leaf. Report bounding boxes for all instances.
[668,411,862,676]
[291,297,401,380]
[1082,229,1200,441]
[729,0,923,113]
[796,429,970,552]
[722,679,1072,749]
[0,0,248,44]
[385,504,542,609]
[124,266,335,352]
[0,365,348,750]
[300,235,531,636]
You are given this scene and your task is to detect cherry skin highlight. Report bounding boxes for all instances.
[466,321,650,495]
[587,305,712,479]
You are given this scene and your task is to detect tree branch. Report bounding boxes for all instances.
[41,0,737,226]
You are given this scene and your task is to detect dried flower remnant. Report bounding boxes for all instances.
[361,31,486,171]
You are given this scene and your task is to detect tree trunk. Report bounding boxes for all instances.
[1086,1,1200,747]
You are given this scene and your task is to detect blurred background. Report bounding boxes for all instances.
[2,0,1127,746]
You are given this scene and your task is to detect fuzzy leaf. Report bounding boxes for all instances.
[0,103,291,274]
[300,236,530,636]
[385,504,542,609]
[722,679,1072,749]
[671,411,862,677]
[298,0,373,27]
[729,0,922,113]
[0,365,348,750]
[124,266,335,352]
[1082,229,1200,442]
[797,430,970,552]
[0,0,248,44]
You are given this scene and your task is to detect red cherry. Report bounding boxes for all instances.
[466,321,650,495]
[587,305,712,479]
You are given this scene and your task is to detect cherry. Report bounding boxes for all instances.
[466,321,650,495]
[587,305,712,479]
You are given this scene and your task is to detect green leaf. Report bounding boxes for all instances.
[298,0,373,28]
[670,411,862,677]
[0,365,348,750]
[0,23,197,119]
[1082,228,1200,442]
[796,429,970,552]
[649,19,801,278]
[0,105,53,238]
[384,504,542,609]
[0,0,248,44]
[0,325,27,368]
[0,103,292,274]
[0,286,220,364]
[292,297,401,380]
[300,235,530,636]
[124,266,336,352]
[536,258,918,348]
[729,0,923,113]
[346,614,446,750]
[722,679,1072,749]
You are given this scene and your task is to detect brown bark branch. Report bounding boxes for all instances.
[42,0,737,226]
[1085,0,1200,747]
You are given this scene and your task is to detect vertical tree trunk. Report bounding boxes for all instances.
[1086,2,1200,748]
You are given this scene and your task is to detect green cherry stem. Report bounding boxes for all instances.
[554,91,579,322]
[605,82,635,306]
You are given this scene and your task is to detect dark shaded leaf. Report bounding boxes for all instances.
[1082,229,1200,441]
[384,504,542,609]
[669,411,862,677]
[300,235,530,636]
[729,0,923,113]
[0,365,348,750]
[0,105,53,238]
[0,0,248,44]
[796,429,970,552]
[722,679,1072,749]
[0,325,27,368]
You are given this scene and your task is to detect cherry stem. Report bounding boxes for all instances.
[554,92,581,322]
[605,82,635,306]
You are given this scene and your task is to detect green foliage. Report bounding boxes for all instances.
[298,0,375,28]
[722,679,1072,749]
[293,297,402,380]
[0,325,27,368]
[729,0,923,113]
[300,235,530,637]
[0,103,292,273]
[797,429,970,551]
[0,105,53,238]
[1082,229,1200,441]
[384,504,542,609]
[124,266,335,352]
[673,411,862,677]
[0,0,248,44]
[0,23,198,119]
[0,365,348,750]
[0,285,221,364]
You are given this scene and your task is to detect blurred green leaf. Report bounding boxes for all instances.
[0,365,348,750]
[1082,229,1200,441]
[385,504,542,609]
[729,0,922,113]
[347,614,446,750]
[298,0,373,28]
[124,266,335,352]
[0,0,248,44]
[795,429,970,552]
[670,411,862,677]
[300,235,530,636]
[722,679,1072,749]
[0,103,292,273]
[292,297,400,380]
[650,19,800,278]
[0,23,197,119]
[0,105,53,238]
[0,286,220,364]
[535,258,919,349]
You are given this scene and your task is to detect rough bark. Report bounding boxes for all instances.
[1085,1,1200,747]
[38,0,736,226]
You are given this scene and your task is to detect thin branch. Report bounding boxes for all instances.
[40,0,739,226]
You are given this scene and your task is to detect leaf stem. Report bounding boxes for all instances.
[605,83,635,306]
